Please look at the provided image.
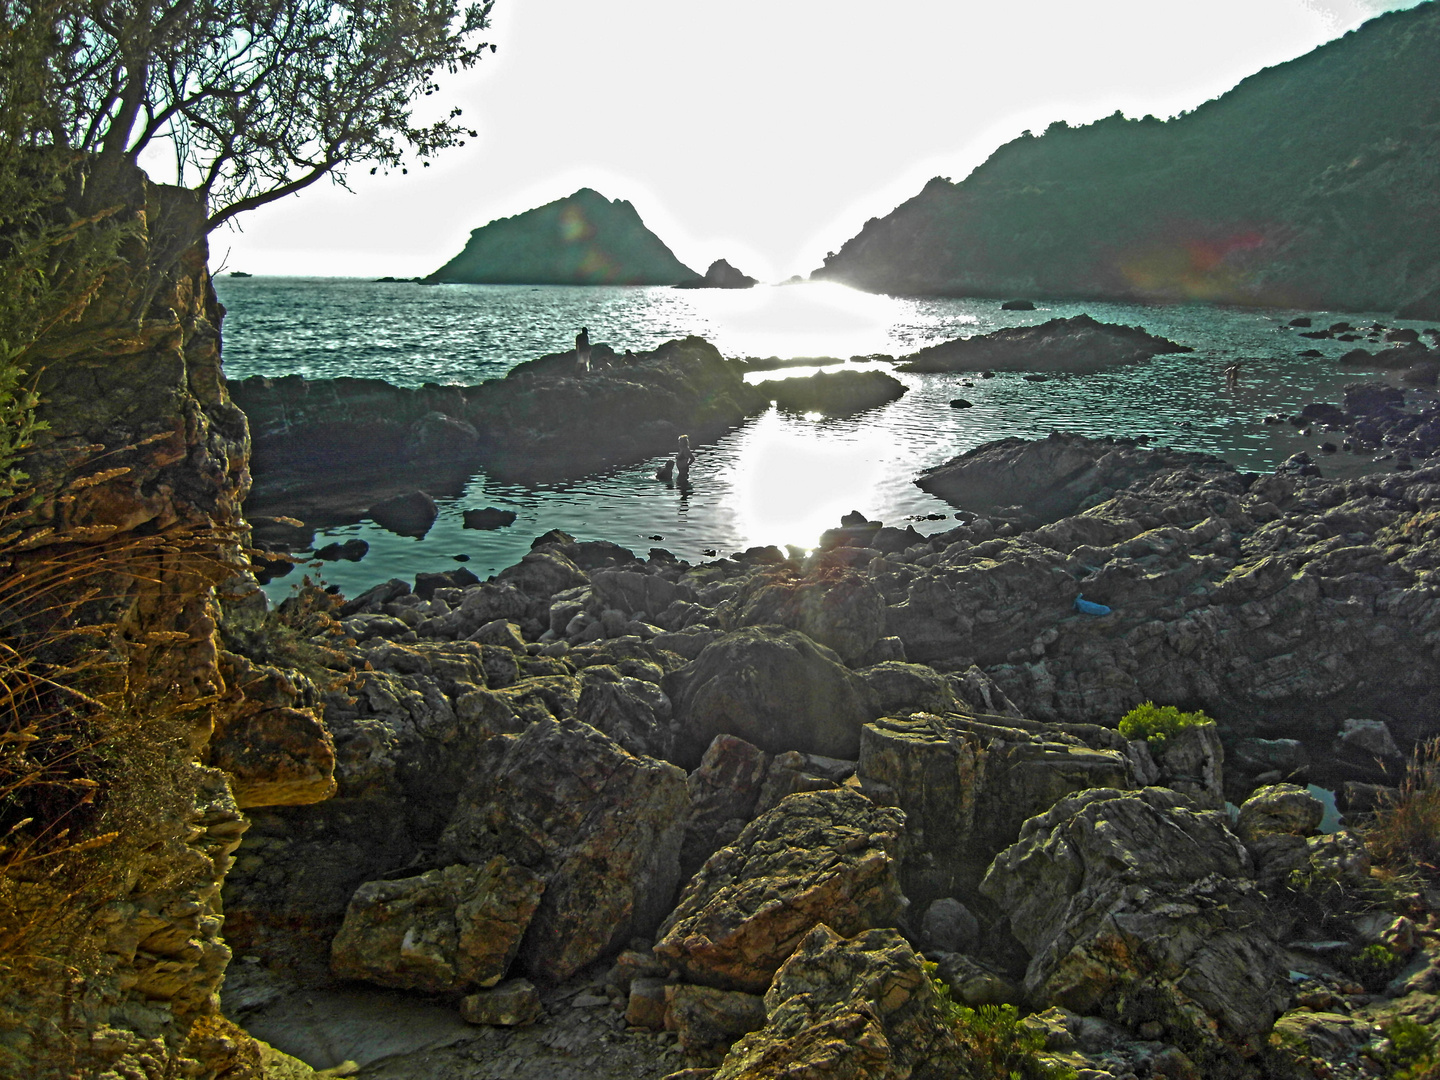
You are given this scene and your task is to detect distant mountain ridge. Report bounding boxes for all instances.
[813,1,1440,313]
[428,188,697,285]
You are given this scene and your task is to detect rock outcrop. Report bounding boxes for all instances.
[674,258,759,289]
[981,787,1291,1075]
[231,336,770,519]
[915,431,1231,528]
[427,188,698,285]
[653,788,906,993]
[898,314,1191,374]
[756,368,908,416]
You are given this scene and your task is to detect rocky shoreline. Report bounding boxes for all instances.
[217,431,1440,1079]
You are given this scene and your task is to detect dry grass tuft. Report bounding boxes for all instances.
[1366,736,1440,881]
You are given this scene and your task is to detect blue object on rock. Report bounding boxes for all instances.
[1074,595,1111,616]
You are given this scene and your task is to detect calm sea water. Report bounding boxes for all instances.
[214,277,1436,599]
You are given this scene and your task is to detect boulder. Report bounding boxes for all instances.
[898,314,1191,374]
[981,787,1289,1074]
[438,717,689,982]
[654,788,907,993]
[729,568,888,665]
[574,665,673,759]
[366,490,438,538]
[681,735,771,874]
[460,977,544,1026]
[1235,783,1325,845]
[404,410,480,459]
[712,925,962,1080]
[462,506,518,530]
[329,859,544,993]
[857,662,958,716]
[755,369,907,416]
[663,984,767,1059]
[858,712,1134,901]
[664,626,878,767]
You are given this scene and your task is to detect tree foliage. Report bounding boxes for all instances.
[0,0,496,484]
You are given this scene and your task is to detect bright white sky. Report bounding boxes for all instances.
[214,0,1425,282]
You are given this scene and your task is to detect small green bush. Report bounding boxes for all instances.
[1379,1017,1440,1080]
[928,968,1077,1080]
[1349,942,1401,990]
[1117,701,1215,745]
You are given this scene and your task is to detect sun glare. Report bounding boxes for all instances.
[724,407,895,551]
[692,282,894,359]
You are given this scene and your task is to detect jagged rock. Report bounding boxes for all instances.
[460,978,544,1026]
[663,984,767,1059]
[1236,783,1325,844]
[752,751,853,816]
[857,711,1133,902]
[214,654,337,809]
[439,717,689,982]
[727,566,888,666]
[981,787,1289,1075]
[712,925,962,1079]
[681,735,771,874]
[366,490,439,538]
[857,662,958,716]
[897,314,1191,374]
[654,789,906,993]
[575,665,673,759]
[1145,721,1225,810]
[664,626,878,766]
[755,369,908,416]
[330,859,544,993]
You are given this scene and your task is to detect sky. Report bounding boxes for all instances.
[213,0,1427,282]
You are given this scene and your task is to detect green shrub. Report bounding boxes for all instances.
[1117,701,1215,745]
[928,968,1078,1080]
[1379,1017,1440,1080]
[1349,942,1401,990]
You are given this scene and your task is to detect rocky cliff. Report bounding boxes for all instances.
[2,168,334,1079]
[428,188,698,285]
[813,2,1440,313]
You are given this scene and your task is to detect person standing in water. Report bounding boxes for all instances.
[675,434,695,483]
[576,326,591,373]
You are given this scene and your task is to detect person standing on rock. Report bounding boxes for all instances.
[676,434,695,483]
[576,326,591,373]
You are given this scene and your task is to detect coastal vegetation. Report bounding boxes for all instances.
[813,2,1440,312]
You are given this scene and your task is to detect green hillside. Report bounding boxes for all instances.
[429,188,698,285]
[813,2,1440,312]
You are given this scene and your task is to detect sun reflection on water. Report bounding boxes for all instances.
[723,407,900,551]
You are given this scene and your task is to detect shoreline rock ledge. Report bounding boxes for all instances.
[220,429,1440,1078]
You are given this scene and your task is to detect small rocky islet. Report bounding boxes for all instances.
[221,370,1440,1077]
